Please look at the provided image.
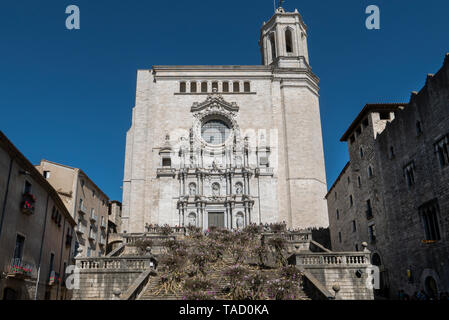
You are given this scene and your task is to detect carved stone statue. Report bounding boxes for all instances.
[212,183,220,196]
[189,183,196,196]
[235,183,243,195]
[236,213,244,229]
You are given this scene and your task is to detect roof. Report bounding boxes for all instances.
[340,103,407,142]
[325,162,350,200]
[0,131,76,226]
[39,159,110,201]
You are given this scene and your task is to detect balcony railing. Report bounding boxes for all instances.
[8,258,35,278]
[21,193,36,215]
[90,213,97,223]
[100,218,107,229]
[294,252,371,267]
[75,225,85,234]
[78,203,87,215]
[99,236,106,246]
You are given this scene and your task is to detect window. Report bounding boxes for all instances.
[368,225,377,243]
[49,253,55,276]
[285,29,293,53]
[233,81,240,93]
[338,232,342,243]
[420,200,441,241]
[389,146,395,159]
[366,199,373,219]
[349,195,353,207]
[201,119,231,145]
[404,162,416,187]
[190,82,197,93]
[24,181,32,194]
[368,166,373,178]
[360,147,364,159]
[51,206,57,220]
[416,121,423,135]
[87,246,92,258]
[336,210,340,220]
[358,176,362,188]
[162,158,171,167]
[179,82,186,93]
[201,81,208,93]
[334,192,337,200]
[244,82,251,92]
[352,220,357,232]
[212,82,219,92]
[355,244,359,252]
[222,82,229,93]
[13,235,25,261]
[356,126,362,136]
[435,136,449,168]
[269,33,276,60]
[92,190,95,198]
[81,179,85,188]
[347,176,351,184]
[43,171,51,179]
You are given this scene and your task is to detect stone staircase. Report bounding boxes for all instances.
[137,252,310,300]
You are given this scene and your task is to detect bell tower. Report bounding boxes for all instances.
[259,7,310,68]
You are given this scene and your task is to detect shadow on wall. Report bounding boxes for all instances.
[311,228,331,250]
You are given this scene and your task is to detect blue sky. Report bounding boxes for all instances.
[1,0,448,201]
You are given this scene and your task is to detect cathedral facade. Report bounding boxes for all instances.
[122,8,328,233]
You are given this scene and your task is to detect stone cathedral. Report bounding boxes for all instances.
[121,7,329,233]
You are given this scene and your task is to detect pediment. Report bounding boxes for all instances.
[190,92,239,113]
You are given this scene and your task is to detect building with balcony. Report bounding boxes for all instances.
[35,160,110,258]
[0,131,76,300]
[326,54,449,299]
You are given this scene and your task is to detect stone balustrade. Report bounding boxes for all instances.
[295,252,370,267]
[77,257,151,271]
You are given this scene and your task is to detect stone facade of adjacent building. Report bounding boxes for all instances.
[0,131,76,300]
[122,7,328,233]
[327,54,449,299]
[36,160,110,258]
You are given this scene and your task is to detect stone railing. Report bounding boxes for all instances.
[123,233,176,245]
[77,256,151,271]
[262,231,312,252]
[294,252,370,267]
[73,255,155,300]
[290,250,374,300]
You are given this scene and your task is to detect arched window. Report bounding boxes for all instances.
[222,82,229,93]
[371,253,382,266]
[269,33,276,61]
[233,81,240,93]
[191,82,197,93]
[212,81,219,92]
[244,82,250,92]
[201,81,208,93]
[368,166,373,178]
[180,82,186,93]
[285,29,293,53]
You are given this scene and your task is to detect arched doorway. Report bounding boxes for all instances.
[3,288,18,300]
[371,253,389,298]
[425,276,438,299]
